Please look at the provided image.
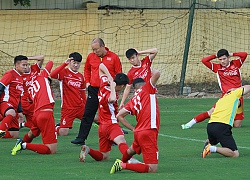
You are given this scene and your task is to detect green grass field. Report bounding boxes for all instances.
[2,98,250,179]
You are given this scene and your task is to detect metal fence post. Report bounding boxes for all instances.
[178,0,196,95]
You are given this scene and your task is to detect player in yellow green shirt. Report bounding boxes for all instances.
[202,85,250,158]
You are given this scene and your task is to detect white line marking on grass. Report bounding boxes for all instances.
[158,133,203,142]
[54,116,250,150]
[160,109,250,113]
[160,133,250,150]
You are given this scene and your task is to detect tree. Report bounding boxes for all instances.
[13,0,31,6]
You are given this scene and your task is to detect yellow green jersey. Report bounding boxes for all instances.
[209,88,244,126]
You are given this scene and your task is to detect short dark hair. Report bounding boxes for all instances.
[132,78,145,88]
[217,49,229,58]
[14,55,28,64]
[114,73,129,85]
[69,52,82,62]
[126,48,138,59]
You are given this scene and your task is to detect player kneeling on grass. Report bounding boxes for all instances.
[79,63,135,162]
[110,70,161,174]
[11,61,57,155]
[202,85,250,158]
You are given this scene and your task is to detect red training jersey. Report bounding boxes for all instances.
[123,80,160,132]
[127,56,152,85]
[98,75,119,125]
[30,61,55,112]
[84,47,122,87]
[0,69,23,110]
[22,63,41,103]
[50,62,86,109]
[202,52,247,94]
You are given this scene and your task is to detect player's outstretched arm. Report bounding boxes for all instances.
[137,48,158,61]
[150,70,160,86]
[99,63,113,82]
[108,81,116,103]
[119,84,131,109]
[50,58,72,79]
[231,52,248,63]
[116,109,134,131]
[117,115,134,132]
[27,55,44,68]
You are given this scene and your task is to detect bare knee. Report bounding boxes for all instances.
[148,164,158,173]
[102,152,110,161]
[46,143,57,154]
[233,120,242,128]
[9,131,19,138]
[59,128,69,136]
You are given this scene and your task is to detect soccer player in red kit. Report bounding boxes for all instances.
[20,55,44,129]
[0,55,28,138]
[71,38,122,145]
[110,70,161,174]
[79,63,132,162]
[50,52,86,136]
[182,49,248,129]
[119,48,158,109]
[11,60,57,155]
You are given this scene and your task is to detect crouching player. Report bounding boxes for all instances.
[11,60,57,155]
[110,70,161,174]
[78,63,134,162]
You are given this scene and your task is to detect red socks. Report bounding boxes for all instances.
[89,148,103,161]
[194,112,210,123]
[3,130,13,138]
[118,143,129,154]
[122,163,149,173]
[23,133,33,143]
[121,151,132,163]
[26,143,51,154]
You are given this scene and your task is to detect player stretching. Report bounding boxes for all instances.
[50,52,86,136]
[0,55,28,138]
[11,61,57,155]
[79,63,133,162]
[110,70,161,174]
[119,48,158,109]
[20,55,44,129]
[182,49,247,129]
[202,85,250,158]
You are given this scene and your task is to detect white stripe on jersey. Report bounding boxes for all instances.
[150,94,157,128]
[59,81,63,108]
[216,72,222,91]
[108,103,118,124]
[3,85,10,101]
[45,78,54,103]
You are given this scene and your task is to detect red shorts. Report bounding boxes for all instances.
[132,129,159,164]
[0,102,19,130]
[22,100,35,127]
[31,110,57,144]
[235,96,244,120]
[98,123,124,153]
[60,107,84,128]
[0,102,15,116]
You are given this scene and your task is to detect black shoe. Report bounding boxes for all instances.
[122,129,128,134]
[55,122,60,127]
[71,138,85,145]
